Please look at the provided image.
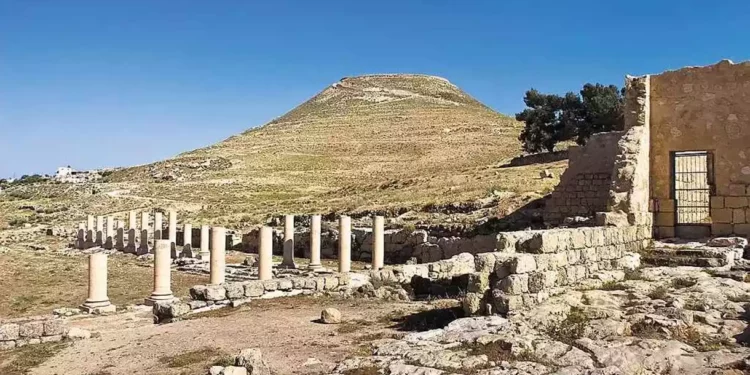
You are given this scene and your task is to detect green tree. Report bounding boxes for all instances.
[515,89,566,153]
[569,84,625,145]
[516,83,624,153]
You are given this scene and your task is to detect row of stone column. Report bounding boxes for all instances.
[81,215,386,312]
[76,211,214,258]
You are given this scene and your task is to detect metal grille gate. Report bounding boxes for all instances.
[672,151,713,224]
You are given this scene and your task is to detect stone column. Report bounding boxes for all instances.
[154,212,163,240]
[81,253,115,313]
[115,221,124,251]
[77,223,86,249]
[258,226,273,281]
[85,215,95,249]
[125,211,137,253]
[280,214,297,269]
[198,225,210,260]
[168,211,177,246]
[140,212,149,238]
[372,215,385,270]
[210,227,226,284]
[104,216,114,249]
[146,239,174,305]
[137,212,149,255]
[339,215,351,273]
[95,216,104,247]
[181,223,193,258]
[309,215,323,270]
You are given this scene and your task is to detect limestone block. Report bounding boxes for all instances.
[19,321,44,338]
[40,335,63,343]
[734,209,747,224]
[729,184,746,196]
[570,230,586,249]
[43,320,66,336]
[734,224,750,236]
[491,290,523,314]
[556,267,570,285]
[581,247,598,262]
[566,250,581,265]
[467,272,490,293]
[508,254,537,274]
[655,212,675,227]
[262,280,278,292]
[225,283,244,300]
[0,341,16,350]
[243,281,265,298]
[498,274,529,295]
[203,285,227,301]
[711,196,725,209]
[462,292,484,316]
[712,223,734,236]
[0,323,19,341]
[277,279,293,291]
[522,231,566,254]
[406,230,428,245]
[528,271,557,293]
[534,254,550,271]
[725,197,748,209]
[711,209,733,223]
[474,253,497,274]
[324,276,339,290]
[549,252,569,269]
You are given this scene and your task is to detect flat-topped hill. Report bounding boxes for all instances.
[2,74,566,228]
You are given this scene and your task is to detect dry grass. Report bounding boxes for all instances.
[0,249,209,318]
[0,74,564,230]
[0,341,69,375]
[158,347,232,370]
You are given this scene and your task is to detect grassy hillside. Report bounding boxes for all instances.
[1,74,566,229]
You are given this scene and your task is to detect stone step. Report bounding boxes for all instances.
[642,254,727,267]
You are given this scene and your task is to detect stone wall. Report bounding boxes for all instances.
[543,132,622,225]
[0,316,70,350]
[241,227,498,264]
[650,60,750,237]
[189,273,354,304]
[462,225,648,315]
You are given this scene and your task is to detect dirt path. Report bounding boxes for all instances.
[30,297,434,375]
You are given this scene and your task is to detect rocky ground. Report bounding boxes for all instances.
[334,266,750,375]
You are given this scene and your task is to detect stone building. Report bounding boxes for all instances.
[546,59,750,239]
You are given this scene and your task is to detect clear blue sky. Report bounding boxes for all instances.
[2,0,749,178]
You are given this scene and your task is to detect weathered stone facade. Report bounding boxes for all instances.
[462,225,648,315]
[544,132,621,224]
[649,60,750,237]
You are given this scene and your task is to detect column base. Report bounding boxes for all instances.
[180,245,194,258]
[144,294,177,306]
[80,301,116,314]
[278,262,298,270]
[136,245,150,256]
[307,263,325,272]
[197,251,210,260]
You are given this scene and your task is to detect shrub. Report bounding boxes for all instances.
[647,286,669,300]
[547,306,590,343]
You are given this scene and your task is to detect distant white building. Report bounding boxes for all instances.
[54,166,102,183]
[55,166,74,179]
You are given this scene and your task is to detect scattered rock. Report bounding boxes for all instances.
[66,327,91,340]
[235,348,271,375]
[321,308,342,324]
